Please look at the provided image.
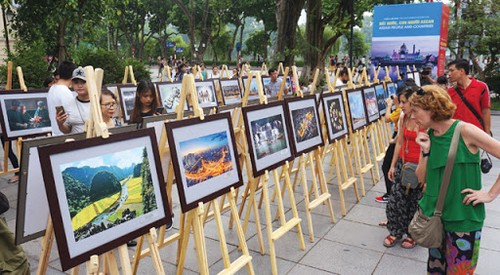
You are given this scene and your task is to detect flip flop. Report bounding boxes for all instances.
[401,237,416,249]
[383,235,400,248]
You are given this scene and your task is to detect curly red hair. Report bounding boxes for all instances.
[409,85,456,122]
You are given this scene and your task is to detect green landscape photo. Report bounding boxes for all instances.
[60,146,157,242]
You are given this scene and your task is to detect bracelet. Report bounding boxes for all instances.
[422,150,430,158]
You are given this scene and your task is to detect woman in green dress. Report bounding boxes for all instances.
[410,85,500,274]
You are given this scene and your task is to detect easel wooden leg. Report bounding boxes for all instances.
[118,244,133,275]
[145,228,165,274]
[37,217,55,275]
[241,177,265,255]
[261,173,279,275]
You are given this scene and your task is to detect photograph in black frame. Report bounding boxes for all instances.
[406,71,414,80]
[242,101,294,176]
[374,84,387,115]
[285,95,323,156]
[240,76,260,101]
[362,86,380,123]
[156,81,189,114]
[386,82,396,97]
[195,80,218,108]
[38,128,170,271]
[0,89,52,139]
[322,92,349,142]
[116,84,137,123]
[346,89,368,132]
[165,112,243,212]
[15,125,138,245]
[219,78,242,105]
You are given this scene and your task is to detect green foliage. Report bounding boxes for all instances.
[62,173,90,218]
[0,39,52,89]
[486,71,500,97]
[89,171,121,202]
[244,31,269,60]
[73,47,150,84]
[133,163,142,178]
[342,31,369,60]
[73,47,123,84]
[140,147,157,213]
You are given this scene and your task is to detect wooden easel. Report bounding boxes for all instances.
[319,68,360,216]
[277,62,285,75]
[122,65,138,85]
[260,62,268,76]
[285,71,335,242]
[1,65,27,176]
[220,64,231,78]
[161,65,173,82]
[238,72,305,275]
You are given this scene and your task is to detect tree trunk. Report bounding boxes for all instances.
[228,24,239,62]
[275,0,306,65]
[57,16,68,63]
[301,0,322,80]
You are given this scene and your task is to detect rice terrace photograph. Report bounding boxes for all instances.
[250,114,288,159]
[179,131,234,187]
[291,106,319,143]
[60,146,157,242]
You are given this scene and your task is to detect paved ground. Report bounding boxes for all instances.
[1,76,499,274]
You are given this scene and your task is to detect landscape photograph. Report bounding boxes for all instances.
[291,106,319,143]
[250,114,288,159]
[220,79,241,104]
[374,85,387,114]
[347,90,367,130]
[59,146,157,242]
[179,131,234,187]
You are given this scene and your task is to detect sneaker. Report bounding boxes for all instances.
[375,195,388,203]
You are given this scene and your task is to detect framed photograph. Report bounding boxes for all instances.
[374,84,388,115]
[241,76,260,101]
[219,79,242,105]
[261,76,271,97]
[413,71,421,87]
[165,112,243,212]
[285,95,324,156]
[346,89,368,132]
[156,81,189,114]
[195,80,218,108]
[15,125,137,245]
[386,82,396,97]
[38,129,170,271]
[322,93,348,142]
[116,84,137,123]
[362,87,380,123]
[242,101,294,176]
[0,90,52,139]
[396,79,405,90]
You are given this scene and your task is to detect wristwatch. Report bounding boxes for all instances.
[422,150,430,158]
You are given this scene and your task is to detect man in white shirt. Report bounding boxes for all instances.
[56,67,90,134]
[47,61,76,135]
[264,68,289,97]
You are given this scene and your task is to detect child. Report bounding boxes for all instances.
[130,80,159,124]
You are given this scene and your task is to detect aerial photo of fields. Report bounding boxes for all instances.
[60,146,157,242]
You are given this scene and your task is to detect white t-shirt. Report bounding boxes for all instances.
[47,84,73,136]
[64,97,90,134]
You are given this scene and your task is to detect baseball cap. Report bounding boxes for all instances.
[72,66,86,81]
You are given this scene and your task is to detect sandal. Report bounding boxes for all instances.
[401,237,416,249]
[383,235,399,248]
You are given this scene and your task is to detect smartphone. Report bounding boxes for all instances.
[155,106,165,114]
[55,106,65,115]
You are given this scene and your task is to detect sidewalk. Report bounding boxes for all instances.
[1,108,499,274]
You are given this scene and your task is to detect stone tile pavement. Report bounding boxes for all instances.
[1,111,499,274]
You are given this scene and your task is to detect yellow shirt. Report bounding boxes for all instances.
[389,107,402,132]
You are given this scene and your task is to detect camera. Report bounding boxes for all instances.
[421,70,430,76]
[481,157,492,173]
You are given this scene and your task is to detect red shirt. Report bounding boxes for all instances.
[399,115,424,164]
[447,78,490,130]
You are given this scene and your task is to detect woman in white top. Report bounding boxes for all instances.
[56,67,90,134]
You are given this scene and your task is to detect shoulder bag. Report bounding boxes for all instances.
[409,121,463,248]
[401,116,419,193]
[454,87,492,174]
